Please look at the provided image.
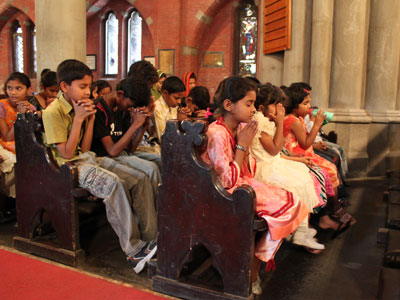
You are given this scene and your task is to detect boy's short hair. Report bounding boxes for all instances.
[161,76,186,94]
[56,59,92,85]
[188,86,210,110]
[116,76,150,108]
[127,60,158,85]
[41,71,57,88]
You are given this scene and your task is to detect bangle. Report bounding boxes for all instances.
[235,144,247,152]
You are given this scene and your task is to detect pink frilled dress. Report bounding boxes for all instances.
[283,115,340,189]
[201,118,309,263]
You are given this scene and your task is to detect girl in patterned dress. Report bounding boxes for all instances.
[201,76,309,295]
[283,82,355,235]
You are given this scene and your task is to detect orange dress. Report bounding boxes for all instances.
[283,115,339,188]
[0,99,18,153]
[202,118,309,263]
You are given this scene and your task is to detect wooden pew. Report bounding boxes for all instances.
[13,112,104,266]
[152,120,267,300]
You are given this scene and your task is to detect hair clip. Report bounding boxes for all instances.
[303,88,310,94]
[205,107,213,118]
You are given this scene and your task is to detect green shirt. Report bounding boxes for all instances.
[42,94,84,166]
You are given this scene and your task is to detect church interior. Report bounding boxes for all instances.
[0,0,400,299]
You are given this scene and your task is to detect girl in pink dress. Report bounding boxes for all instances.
[201,76,309,295]
[283,82,355,234]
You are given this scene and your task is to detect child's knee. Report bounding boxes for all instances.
[79,165,118,198]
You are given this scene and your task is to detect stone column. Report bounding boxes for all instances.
[327,0,370,178]
[35,0,87,76]
[282,0,312,85]
[365,0,400,121]
[329,0,369,120]
[364,0,400,175]
[309,0,334,109]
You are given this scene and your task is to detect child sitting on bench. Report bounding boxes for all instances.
[42,59,156,274]
[91,76,159,240]
[201,76,309,295]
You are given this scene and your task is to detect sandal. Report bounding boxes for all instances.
[331,208,356,225]
[305,248,324,255]
[338,198,351,207]
[332,221,351,239]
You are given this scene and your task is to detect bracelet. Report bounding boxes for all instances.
[235,144,247,152]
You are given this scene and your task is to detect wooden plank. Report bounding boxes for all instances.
[265,7,286,23]
[265,0,281,8]
[265,0,286,15]
[264,18,287,33]
[264,28,287,42]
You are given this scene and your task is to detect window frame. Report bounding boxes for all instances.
[126,9,143,72]
[12,21,24,73]
[104,11,119,77]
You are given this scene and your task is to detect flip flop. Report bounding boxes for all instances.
[332,221,350,239]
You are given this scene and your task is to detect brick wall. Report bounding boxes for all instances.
[0,0,240,94]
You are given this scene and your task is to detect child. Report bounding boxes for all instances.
[283,82,355,234]
[182,72,197,97]
[0,72,36,199]
[127,60,162,162]
[128,60,159,87]
[92,76,160,240]
[29,70,59,111]
[1,72,36,154]
[151,70,167,102]
[186,86,210,118]
[153,76,190,141]
[251,84,324,251]
[93,80,112,98]
[201,76,309,294]
[42,59,156,274]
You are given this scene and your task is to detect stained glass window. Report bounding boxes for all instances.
[238,0,258,76]
[105,12,119,75]
[13,25,24,73]
[127,10,142,70]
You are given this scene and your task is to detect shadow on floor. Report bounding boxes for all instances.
[0,179,388,300]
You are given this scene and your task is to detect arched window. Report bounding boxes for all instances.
[13,23,24,73]
[126,10,142,70]
[105,12,119,75]
[236,0,258,76]
[32,27,37,74]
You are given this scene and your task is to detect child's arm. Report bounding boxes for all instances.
[259,103,285,156]
[281,153,313,167]
[56,99,95,159]
[290,110,325,149]
[0,119,14,142]
[235,120,258,168]
[101,108,147,157]
[80,114,95,152]
[0,101,29,141]
[128,119,148,154]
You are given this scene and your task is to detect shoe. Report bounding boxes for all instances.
[307,227,317,238]
[292,231,325,250]
[252,275,262,295]
[127,240,157,274]
[285,233,293,242]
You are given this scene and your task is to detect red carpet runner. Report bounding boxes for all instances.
[0,248,168,300]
